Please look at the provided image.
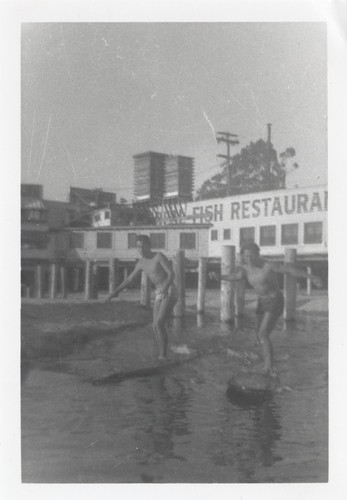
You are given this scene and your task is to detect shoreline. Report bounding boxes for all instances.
[21,289,328,368]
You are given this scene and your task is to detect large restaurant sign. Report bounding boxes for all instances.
[191,189,328,222]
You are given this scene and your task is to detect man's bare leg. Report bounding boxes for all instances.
[256,314,263,344]
[152,295,177,360]
[152,300,163,357]
[257,311,280,375]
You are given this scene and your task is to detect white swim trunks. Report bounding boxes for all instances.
[154,283,178,302]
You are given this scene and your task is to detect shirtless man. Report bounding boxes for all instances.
[106,235,177,360]
[221,242,322,376]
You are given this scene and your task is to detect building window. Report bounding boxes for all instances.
[69,232,84,249]
[260,225,276,246]
[97,232,112,249]
[28,209,42,221]
[223,228,231,240]
[21,232,48,250]
[94,213,101,223]
[104,210,111,220]
[180,233,196,250]
[21,240,48,250]
[21,209,46,223]
[240,227,255,247]
[304,222,323,244]
[281,223,298,245]
[150,232,166,249]
[211,230,218,241]
[128,232,137,249]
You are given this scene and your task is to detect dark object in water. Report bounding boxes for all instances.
[226,382,272,407]
[226,371,278,407]
[92,352,198,385]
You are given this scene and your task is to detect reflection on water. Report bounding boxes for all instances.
[21,312,328,483]
[282,319,296,334]
[195,314,245,333]
[227,390,282,473]
[234,315,245,331]
[206,388,282,482]
[196,314,204,328]
[137,376,191,462]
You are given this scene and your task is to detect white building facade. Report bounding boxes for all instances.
[186,184,328,261]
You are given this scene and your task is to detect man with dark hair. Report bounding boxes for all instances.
[221,242,322,376]
[106,234,177,360]
[136,234,150,244]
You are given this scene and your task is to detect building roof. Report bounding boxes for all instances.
[64,223,212,232]
[133,151,168,159]
[43,199,75,210]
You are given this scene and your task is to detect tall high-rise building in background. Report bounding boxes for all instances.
[164,155,194,201]
[133,151,194,205]
[133,151,166,203]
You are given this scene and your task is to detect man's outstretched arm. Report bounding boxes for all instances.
[210,267,245,282]
[106,264,142,301]
[270,262,323,288]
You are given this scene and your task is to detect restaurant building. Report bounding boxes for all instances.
[186,184,328,286]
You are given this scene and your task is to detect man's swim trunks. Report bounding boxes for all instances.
[154,283,178,303]
[256,291,284,317]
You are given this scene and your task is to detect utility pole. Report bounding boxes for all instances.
[216,131,239,196]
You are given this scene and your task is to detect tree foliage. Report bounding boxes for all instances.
[196,139,297,200]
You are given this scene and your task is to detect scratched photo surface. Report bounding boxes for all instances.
[21,23,328,483]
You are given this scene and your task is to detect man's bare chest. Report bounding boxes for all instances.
[141,257,162,275]
[245,266,268,286]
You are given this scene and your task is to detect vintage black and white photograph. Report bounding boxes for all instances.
[18,15,331,486]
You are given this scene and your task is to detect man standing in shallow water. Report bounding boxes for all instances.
[221,242,322,376]
[106,235,177,360]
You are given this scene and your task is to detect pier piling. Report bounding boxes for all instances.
[283,248,297,321]
[197,257,207,314]
[221,245,236,322]
[49,262,58,299]
[173,250,185,317]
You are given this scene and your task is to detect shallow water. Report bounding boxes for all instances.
[21,312,328,483]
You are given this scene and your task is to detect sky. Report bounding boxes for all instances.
[21,22,327,202]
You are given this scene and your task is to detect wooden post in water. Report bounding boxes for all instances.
[197,257,207,314]
[283,248,297,321]
[109,258,119,294]
[220,245,235,322]
[306,266,312,296]
[90,262,99,299]
[173,250,185,317]
[49,262,58,299]
[235,277,246,317]
[140,271,151,307]
[60,264,67,298]
[85,260,92,300]
[36,264,43,299]
[73,266,80,293]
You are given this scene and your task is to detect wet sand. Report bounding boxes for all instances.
[21,288,328,365]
